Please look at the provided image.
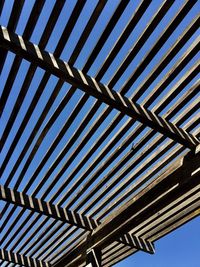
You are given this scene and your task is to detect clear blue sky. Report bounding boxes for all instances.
[0,0,199,266]
[116,216,200,267]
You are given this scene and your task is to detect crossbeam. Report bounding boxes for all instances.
[119,233,154,254]
[0,186,98,231]
[0,26,199,150]
[0,248,49,267]
[152,202,200,242]
[0,185,154,255]
[53,150,200,267]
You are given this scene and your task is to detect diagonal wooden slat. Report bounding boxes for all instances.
[0,0,25,75]
[0,186,98,231]
[0,248,49,267]
[52,150,200,267]
[0,1,199,266]
[119,233,155,254]
[0,26,199,150]
[0,186,155,256]
[0,0,45,117]
[0,0,5,17]
[101,198,200,267]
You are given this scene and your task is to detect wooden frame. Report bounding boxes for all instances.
[0,1,199,266]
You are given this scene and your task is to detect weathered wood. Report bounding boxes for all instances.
[90,102,199,220]
[151,204,200,242]
[13,87,198,266]
[78,99,198,218]
[53,14,200,209]
[0,186,98,231]
[45,0,199,209]
[53,151,200,267]
[86,248,101,267]
[119,233,154,254]
[0,0,67,151]
[0,0,45,116]
[103,192,199,267]
[103,194,199,267]
[0,248,49,267]
[0,0,25,75]
[109,0,174,88]
[1,1,199,266]
[122,0,198,98]
[0,26,198,150]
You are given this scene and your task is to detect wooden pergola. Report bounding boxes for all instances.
[0,1,199,266]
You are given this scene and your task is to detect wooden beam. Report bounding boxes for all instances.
[0,0,25,74]
[119,233,154,254]
[0,190,154,257]
[86,248,101,267]
[91,151,200,249]
[91,195,200,267]
[0,186,98,231]
[0,1,5,17]
[0,248,49,267]
[0,26,199,150]
[151,204,200,242]
[52,150,200,267]
[0,186,153,255]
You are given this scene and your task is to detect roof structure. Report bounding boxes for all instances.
[0,1,199,266]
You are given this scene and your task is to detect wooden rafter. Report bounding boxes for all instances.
[53,150,200,267]
[0,248,49,267]
[0,26,199,150]
[0,1,199,266]
[0,185,98,231]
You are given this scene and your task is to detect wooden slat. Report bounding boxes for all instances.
[151,204,200,242]
[119,234,154,254]
[124,0,198,98]
[20,0,197,206]
[60,190,199,267]
[0,0,86,177]
[0,26,198,150]
[109,0,174,88]
[105,192,200,267]
[0,0,65,153]
[2,210,34,251]
[54,12,200,208]
[0,0,108,194]
[52,150,200,267]
[18,84,198,267]
[1,1,199,266]
[106,198,199,267]
[0,0,45,116]
[83,0,130,73]
[130,183,200,237]
[0,248,49,267]
[0,0,25,74]
[0,3,134,262]
[63,159,200,267]
[71,81,199,215]
[0,207,26,247]
[95,0,153,80]
[0,186,98,231]
[19,84,198,266]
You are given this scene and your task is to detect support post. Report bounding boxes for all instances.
[86,248,101,267]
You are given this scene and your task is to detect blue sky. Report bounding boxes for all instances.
[117,216,200,267]
[0,0,199,266]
